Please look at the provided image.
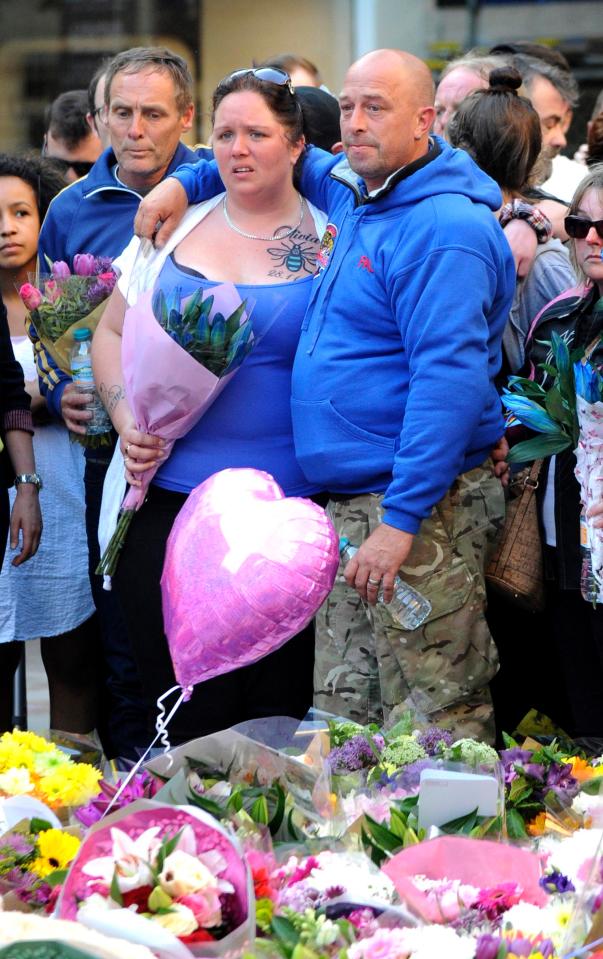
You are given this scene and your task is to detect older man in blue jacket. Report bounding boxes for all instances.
[32,47,211,758]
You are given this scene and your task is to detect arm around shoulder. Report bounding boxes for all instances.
[134,160,224,246]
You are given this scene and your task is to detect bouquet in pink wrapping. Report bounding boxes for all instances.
[381,835,547,924]
[56,800,254,958]
[97,280,256,576]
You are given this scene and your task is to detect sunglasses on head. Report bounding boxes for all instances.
[565,215,603,241]
[220,67,295,95]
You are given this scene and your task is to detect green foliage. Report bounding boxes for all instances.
[110,867,124,906]
[360,797,424,866]
[151,285,254,376]
[154,827,183,875]
[505,808,528,840]
[506,431,572,463]
[187,775,295,840]
[504,333,588,463]
[44,867,68,887]
[29,818,53,835]
[327,720,364,748]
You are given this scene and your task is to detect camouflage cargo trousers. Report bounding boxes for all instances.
[314,462,505,743]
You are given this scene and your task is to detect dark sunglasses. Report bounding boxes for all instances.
[220,67,295,95]
[565,215,603,241]
[50,158,95,179]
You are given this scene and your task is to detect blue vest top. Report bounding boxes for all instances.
[153,254,319,497]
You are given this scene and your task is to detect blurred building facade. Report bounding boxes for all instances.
[0,0,601,152]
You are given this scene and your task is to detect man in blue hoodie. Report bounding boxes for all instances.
[133,50,516,740]
[289,50,515,740]
[31,47,210,758]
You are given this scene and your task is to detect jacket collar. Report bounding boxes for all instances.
[329,137,442,205]
[81,141,199,198]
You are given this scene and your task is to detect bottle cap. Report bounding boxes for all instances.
[73,328,92,341]
[339,536,350,553]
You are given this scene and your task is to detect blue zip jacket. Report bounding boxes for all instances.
[34,142,208,417]
[171,138,515,534]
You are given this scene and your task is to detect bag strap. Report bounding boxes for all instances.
[584,333,602,361]
[498,459,543,568]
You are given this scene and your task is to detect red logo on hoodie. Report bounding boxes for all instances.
[358,255,374,273]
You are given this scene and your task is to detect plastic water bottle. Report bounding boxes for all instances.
[580,511,600,606]
[70,328,112,435]
[339,537,432,630]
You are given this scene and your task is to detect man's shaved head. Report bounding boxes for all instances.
[339,48,436,191]
[345,49,435,106]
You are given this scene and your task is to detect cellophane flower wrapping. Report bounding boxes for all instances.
[270,846,417,926]
[574,395,603,602]
[97,263,259,579]
[381,835,547,924]
[145,718,336,841]
[0,910,156,959]
[56,800,254,959]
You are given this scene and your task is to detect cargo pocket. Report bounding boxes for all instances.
[375,553,497,714]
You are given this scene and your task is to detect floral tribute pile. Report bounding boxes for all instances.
[2,718,603,959]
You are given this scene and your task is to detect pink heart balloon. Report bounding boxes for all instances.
[161,468,339,690]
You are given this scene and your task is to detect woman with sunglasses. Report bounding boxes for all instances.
[520,164,603,737]
[92,68,327,743]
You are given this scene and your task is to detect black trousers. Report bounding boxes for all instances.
[85,455,147,757]
[489,552,603,743]
[114,484,316,745]
[541,559,603,740]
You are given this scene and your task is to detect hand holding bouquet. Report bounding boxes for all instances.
[97,277,257,579]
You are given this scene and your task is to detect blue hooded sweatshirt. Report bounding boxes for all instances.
[171,137,515,535]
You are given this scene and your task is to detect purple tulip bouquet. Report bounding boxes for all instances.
[19,253,116,372]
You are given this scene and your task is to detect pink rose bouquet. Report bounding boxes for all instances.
[19,254,117,447]
[57,800,254,958]
[19,254,116,345]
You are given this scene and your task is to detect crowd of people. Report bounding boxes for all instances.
[0,37,602,759]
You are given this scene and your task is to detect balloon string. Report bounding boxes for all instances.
[100,684,188,819]
[155,683,182,751]
[563,936,603,958]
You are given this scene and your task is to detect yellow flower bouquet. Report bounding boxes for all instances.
[0,730,102,814]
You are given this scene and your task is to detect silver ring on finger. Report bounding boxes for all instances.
[367,577,380,588]
[125,443,131,456]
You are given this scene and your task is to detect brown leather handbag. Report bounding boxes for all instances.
[486,459,545,612]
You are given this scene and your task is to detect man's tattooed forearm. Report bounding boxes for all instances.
[99,383,125,414]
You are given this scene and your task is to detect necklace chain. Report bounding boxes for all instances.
[222,193,304,242]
